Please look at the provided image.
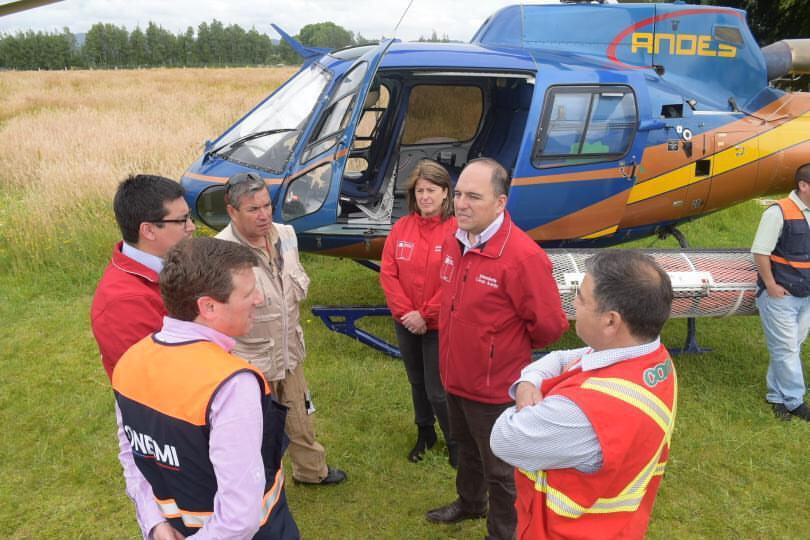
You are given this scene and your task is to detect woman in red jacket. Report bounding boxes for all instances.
[381,159,457,465]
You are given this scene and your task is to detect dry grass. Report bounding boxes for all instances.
[0,67,296,271]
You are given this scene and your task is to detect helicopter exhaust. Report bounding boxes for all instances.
[547,249,758,320]
[761,39,810,80]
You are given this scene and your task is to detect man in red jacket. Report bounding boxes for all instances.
[427,158,568,540]
[91,174,195,380]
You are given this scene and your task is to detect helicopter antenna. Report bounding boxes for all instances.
[392,0,415,39]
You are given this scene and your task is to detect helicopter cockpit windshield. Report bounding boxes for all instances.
[208,64,331,173]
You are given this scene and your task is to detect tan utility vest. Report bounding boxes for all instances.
[217,222,310,381]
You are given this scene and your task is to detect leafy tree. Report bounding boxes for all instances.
[82,23,129,68]
[128,27,147,66]
[298,22,354,49]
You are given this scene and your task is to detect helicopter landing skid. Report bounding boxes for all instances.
[310,305,401,358]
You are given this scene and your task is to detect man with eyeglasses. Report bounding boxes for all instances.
[216,172,347,486]
[91,174,196,380]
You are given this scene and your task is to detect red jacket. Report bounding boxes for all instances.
[515,345,677,540]
[438,212,568,403]
[90,242,166,380]
[380,213,457,330]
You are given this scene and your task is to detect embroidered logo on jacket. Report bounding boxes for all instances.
[475,273,499,289]
[440,255,455,282]
[643,358,673,387]
[395,240,415,261]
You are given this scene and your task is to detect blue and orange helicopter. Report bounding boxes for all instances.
[178,1,810,354]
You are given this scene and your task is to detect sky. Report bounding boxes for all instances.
[0,0,526,42]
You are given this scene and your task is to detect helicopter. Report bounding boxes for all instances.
[178,1,810,354]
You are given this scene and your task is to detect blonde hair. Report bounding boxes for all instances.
[405,159,453,219]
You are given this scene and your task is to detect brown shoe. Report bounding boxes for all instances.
[426,500,486,524]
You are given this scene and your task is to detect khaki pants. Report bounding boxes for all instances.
[270,364,328,483]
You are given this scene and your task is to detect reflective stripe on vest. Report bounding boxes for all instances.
[259,468,286,526]
[156,469,286,529]
[519,371,677,519]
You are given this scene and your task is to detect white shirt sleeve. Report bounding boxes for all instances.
[490,395,603,473]
[751,205,783,256]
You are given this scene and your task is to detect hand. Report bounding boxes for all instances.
[515,382,542,412]
[151,522,185,540]
[401,311,427,335]
[766,283,789,298]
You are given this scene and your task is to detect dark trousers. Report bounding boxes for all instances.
[448,393,516,540]
[394,323,451,444]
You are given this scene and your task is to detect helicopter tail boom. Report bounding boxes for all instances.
[762,39,810,80]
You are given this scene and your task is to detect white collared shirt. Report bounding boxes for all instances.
[455,212,505,254]
[121,242,164,274]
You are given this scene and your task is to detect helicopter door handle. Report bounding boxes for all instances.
[619,160,637,180]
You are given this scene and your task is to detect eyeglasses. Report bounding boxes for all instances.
[227,172,262,186]
[151,213,195,225]
[226,172,265,195]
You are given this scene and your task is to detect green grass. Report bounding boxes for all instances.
[1,193,809,538]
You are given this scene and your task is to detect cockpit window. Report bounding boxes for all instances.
[533,85,637,168]
[303,61,369,161]
[210,63,331,173]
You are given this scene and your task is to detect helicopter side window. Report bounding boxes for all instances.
[533,86,637,168]
[345,84,391,177]
[301,61,369,162]
[713,25,743,47]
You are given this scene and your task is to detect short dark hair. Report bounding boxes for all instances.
[796,164,810,190]
[113,175,185,244]
[160,237,258,321]
[585,250,673,341]
[464,157,510,197]
[405,159,454,219]
[224,172,267,209]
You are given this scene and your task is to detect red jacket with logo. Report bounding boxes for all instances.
[438,212,568,403]
[380,213,457,330]
[515,345,677,540]
[91,241,167,380]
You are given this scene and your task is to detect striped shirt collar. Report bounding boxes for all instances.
[567,337,661,373]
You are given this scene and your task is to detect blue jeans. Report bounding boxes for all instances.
[757,292,810,410]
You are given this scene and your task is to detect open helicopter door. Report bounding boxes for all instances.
[275,40,395,234]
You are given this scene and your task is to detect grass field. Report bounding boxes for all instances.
[1,68,809,539]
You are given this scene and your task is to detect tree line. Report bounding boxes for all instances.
[2,1,808,71]
[0,20,375,70]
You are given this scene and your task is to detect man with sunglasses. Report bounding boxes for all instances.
[216,172,346,486]
[91,174,196,380]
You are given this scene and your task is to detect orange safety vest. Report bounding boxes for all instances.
[113,336,297,538]
[514,345,677,540]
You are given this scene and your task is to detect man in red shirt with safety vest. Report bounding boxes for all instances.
[490,250,676,540]
[752,163,810,421]
[426,158,568,540]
